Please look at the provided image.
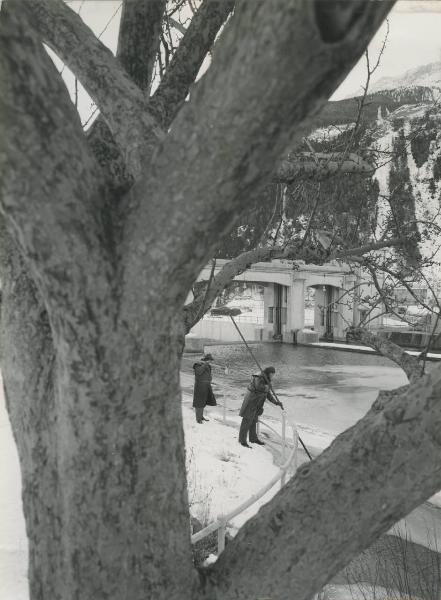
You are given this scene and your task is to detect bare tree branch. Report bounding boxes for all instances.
[183,238,404,332]
[349,328,423,382]
[183,243,306,331]
[299,183,321,247]
[149,0,234,127]
[206,363,441,600]
[169,16,187,36]
[117,0,166,93]
[85,0,167,186]
[339,238,405,259]
[23,0,164,176]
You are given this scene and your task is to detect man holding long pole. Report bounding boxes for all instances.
[239,366,284,448]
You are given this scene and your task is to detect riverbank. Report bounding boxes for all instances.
[182,347,441,518]
[182,381,441,599]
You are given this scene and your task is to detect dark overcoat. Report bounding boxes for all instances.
[239,374,278,420]
[193,361,217,408]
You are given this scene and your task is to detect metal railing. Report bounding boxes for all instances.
[191,410,299,555]
[204,313,264,324]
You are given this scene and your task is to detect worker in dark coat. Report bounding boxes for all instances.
[239,366,283,447]
[193,353,217,423]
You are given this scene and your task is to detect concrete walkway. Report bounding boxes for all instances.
[305,340,441,361]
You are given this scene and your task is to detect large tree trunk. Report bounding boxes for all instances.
[2,255,198,599]
[0,232,62,598]
[0,216,196,599]
[48,313,197,599]
[13,1,441,599]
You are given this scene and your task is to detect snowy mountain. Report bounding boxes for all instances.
[219,61,441,292]
[374,85,441,104]
[370,61,441,94]
[310,63,441,291]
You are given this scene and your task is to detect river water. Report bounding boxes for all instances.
[183,343,416,447]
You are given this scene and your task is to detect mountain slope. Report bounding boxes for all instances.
[370,61,441,94]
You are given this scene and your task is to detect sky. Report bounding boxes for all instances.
[57,0,441,120]
[332,1,441,99]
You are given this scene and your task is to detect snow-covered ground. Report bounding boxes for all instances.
[0,389,28,600]
[2,374,441,599]
[183,402,281,533]
[0,381,290,600]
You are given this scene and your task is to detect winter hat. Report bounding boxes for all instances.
[263,366,275,376]
[202,353,214,361]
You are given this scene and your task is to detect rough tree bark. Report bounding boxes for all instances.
[22,0,164,178]
[4,2,440,600]
[0,4,196,599]
[0,230,60,598]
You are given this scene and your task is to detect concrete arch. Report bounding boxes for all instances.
[193,259,361,343]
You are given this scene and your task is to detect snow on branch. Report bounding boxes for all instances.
[0,4,112,321]
[208,362,441,600]
[149,0,234,127]
[23,0,164,177]
[274,152,373,183]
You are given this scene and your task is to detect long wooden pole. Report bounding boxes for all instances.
[230,315,313,461]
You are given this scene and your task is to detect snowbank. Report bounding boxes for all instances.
[0,388,28,600]
[183,403,281,533]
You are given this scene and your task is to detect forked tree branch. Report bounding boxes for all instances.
[89,0,232,181]
[87,0,167,188]
[149,0,234,127]
[23,0,164,176]
[169,16,187,36]
[206,363,441,600]
[0,3,112,324]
